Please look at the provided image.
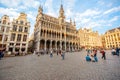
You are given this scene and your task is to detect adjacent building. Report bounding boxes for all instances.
[78,28,102,49]
[102,27,120,49]
[0,15,11,50]
[34,5,80,52]
[28,33,34,53]
[7,13,30,54]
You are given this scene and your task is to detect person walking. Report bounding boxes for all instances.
[100,49,106,60]
[50,49,53,58]
[93,49,98,62]
[61,50,65,60]
[86,48,91,55]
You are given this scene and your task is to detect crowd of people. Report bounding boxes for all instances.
[85,47,120,62]
[111,47,120,56]
[34,49,66,60]
[1,47,120,61]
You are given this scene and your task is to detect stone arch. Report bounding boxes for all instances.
[57,41,60,50]
[62,41,65,50]
[40,39,45,50]
[52,40,56,50]
[70,42,72,51]
[66,42,69,51]
[46,40,51,50]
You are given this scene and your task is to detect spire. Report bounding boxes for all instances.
[74,20,76,26]
[59,0,65,24]
[59,1,65,18]
[70,18,72,24]
[38,5,43,13]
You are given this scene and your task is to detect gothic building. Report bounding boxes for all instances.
[34,5,80,52]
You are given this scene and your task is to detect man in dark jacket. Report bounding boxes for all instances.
[116,47,120,56]
[100,49,106,60]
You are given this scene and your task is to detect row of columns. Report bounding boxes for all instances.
[37,40,79,52]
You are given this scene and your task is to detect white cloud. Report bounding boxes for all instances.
[44,0,57,17]
[0,7,19,21]
[97,0,105,5]
[103,6,120,15]
[0,0,21,7]
[109,16,119,22]
[22,0,40,9]
[82,9,101,17]
[0,0,40,9]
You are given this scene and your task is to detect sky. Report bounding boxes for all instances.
[0,0,120,36]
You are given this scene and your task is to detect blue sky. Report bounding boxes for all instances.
[0,0,120,36]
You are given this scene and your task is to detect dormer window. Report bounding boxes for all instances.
[20,20,24,24]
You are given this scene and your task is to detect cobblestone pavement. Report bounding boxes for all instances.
[0,50,120,80]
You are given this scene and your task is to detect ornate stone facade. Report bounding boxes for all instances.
[7,13,30,53]
[103,27,120,49]
[0,15,11,50]
[78,28,102,49]
[34,5,80,52]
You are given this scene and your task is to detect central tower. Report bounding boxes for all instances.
[59,4,65,24]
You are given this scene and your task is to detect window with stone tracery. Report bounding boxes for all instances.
[13,25,17,31]
[17,34,21,41]
[24,27,28,32]
[19,26,23,32]
[23,35,27,41]
[11,33,16,41]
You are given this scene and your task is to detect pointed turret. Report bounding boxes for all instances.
[59,4,65,24]
[59,4,64,17]
[36,5,43,21]
[74,20,76,26]
[73,20,76,29]
[38,5,43,14]
[70,18,72,24]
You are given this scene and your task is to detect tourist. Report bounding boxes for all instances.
[33,50,36,55]
[93,49,98,62]
[86,48,91,55]
[85,54,91,61]
[100,49,106,60]
[116,47,120,56]
[50,49,53,58]
[111,48,116,55]
[61,50,65,60]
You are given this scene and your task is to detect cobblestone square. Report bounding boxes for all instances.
[0,50,120,80]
